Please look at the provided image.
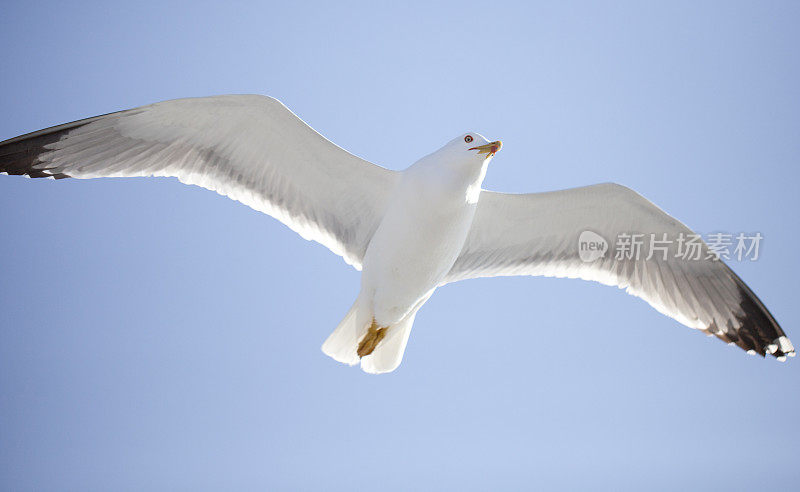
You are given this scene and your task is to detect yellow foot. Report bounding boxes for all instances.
[357,320,388,358]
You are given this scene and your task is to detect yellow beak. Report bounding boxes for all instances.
[469,140,503,157]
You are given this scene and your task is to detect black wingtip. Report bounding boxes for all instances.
[0,123,81,179]
[715,264,794,360]
[0,110,127,180]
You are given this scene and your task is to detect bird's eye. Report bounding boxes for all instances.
[464,135,473,143]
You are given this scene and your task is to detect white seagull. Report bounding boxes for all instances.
[0,95,793,373]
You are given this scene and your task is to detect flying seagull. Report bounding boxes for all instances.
[0,95,793,373]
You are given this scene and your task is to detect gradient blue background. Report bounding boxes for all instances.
[1,1,798,490]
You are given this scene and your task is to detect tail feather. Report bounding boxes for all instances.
[321,301,368,366]
[321,299,418,374]
[360,313,416,374]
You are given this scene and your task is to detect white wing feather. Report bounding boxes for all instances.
[0,95,398,269]
[446,183,793,358]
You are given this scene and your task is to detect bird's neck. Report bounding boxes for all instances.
[406,157,489,205]
[465,160,489,204]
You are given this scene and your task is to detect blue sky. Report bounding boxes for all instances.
[1,1,798,490]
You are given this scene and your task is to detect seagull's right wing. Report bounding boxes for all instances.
[445,183,794,359]
[0,95,399,269]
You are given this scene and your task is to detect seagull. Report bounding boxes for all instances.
[0,94,793,373]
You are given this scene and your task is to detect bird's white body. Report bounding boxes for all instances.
[0,94,792,375]
[323,136,495,373]
[362,149,487,326]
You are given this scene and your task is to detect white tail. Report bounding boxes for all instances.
[321,300,369,366]
[321,298,418,374]
[359,312,417,374]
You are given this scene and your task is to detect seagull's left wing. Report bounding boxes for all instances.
[0,95,399,269]
[445,183,794,359]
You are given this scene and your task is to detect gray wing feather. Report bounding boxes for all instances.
[446,183,794,359]
[0,95,399,269]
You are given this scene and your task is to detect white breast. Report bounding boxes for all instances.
[360,162,483,325]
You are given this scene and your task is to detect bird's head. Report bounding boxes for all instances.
[411,133,502,197]
[453,132,503,160]
[422,133,502,167]
[410,133,502,202]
